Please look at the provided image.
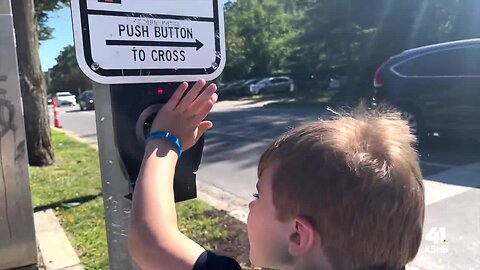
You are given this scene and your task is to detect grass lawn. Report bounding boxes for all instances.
[30,130,252,269]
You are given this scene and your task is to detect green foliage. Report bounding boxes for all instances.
[177,201,228,250]
[30,131,107,269]
[223,0,301,81]
[48,45,92,94]
[222,0,480,98]
[30,131,229,269]
[35,0,70,41]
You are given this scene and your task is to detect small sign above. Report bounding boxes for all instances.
[71,0,226,84]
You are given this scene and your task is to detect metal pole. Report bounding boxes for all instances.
[0,0,37,268]
[93,82,138,269]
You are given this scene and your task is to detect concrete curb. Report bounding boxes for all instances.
[197,181,250,224]
[33,127,94,269]
[34,210,83,270]
[51,127,98,150]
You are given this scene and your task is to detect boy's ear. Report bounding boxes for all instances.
[288,216,317,256]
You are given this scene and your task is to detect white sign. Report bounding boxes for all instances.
[71,0,225,84]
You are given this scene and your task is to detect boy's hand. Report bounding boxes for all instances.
[149,79,218,151]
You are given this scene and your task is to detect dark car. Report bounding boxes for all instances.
[217,78,262,99]
[373,39,480,140]
[235,78,262,96]
[217,80,245,99]
[229,78,262,97]
[78,90,95,110]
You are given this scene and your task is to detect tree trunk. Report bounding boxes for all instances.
[11,0,54,166]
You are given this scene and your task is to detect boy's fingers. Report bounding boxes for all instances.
[177,79,206,112]
[164,82,188,111]
[193,92,217,121]
[197,121,213,138]
[190,83,217,114]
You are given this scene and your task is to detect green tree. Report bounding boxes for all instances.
[35,0,69,41]
[223,0,479,98]
[290,0,472,99]
[355,0,460,96]
[12,0,69,166]
[222,0,299,81]
[48,46,92,94]
[12,0,54,166]
[286,0,368,92]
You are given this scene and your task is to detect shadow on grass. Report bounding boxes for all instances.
[34,193,103,212]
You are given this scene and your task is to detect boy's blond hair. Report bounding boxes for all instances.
[258,106,425,269]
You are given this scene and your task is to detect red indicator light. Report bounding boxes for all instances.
[157,88,164,95]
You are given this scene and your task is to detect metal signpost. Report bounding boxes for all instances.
[0,1,37,269]
[70,1,225,268]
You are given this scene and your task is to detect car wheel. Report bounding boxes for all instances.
[399,106,427,143]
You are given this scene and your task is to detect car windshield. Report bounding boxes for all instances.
[243,79,259,85]
[57,93,72,97]
[84,91,94,98]
[257,78,270,84]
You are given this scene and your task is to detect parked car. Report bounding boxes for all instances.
[250,76,295,95]
[217,79,246,99]
[328,75,348,90]
[373,39,480,140]
[239,78,262,96]
[78,90,95,110]
[55,91,77,106]
[218,78,262,98]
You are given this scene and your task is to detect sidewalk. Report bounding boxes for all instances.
[34,209,83,270]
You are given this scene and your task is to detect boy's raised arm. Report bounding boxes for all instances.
[127,80,218,270]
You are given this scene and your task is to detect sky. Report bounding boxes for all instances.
[39,7,74,71]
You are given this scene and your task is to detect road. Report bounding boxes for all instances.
[51,102,480,270]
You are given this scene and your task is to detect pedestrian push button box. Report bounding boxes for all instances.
[110,83,204,202]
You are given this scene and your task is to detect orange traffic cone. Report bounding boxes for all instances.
[53,98,62,128]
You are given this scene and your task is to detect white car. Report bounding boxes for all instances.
[55,92,77,106]
[249,76,295,95]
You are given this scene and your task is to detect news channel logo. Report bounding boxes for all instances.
[425,227,449,254]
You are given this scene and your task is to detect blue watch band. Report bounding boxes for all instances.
[147,131,182,157]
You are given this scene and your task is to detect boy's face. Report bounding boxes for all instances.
[247,162,291,268]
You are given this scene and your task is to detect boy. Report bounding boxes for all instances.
[127,80,425,270]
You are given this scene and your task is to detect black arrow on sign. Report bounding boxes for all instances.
[106,39,204,51]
